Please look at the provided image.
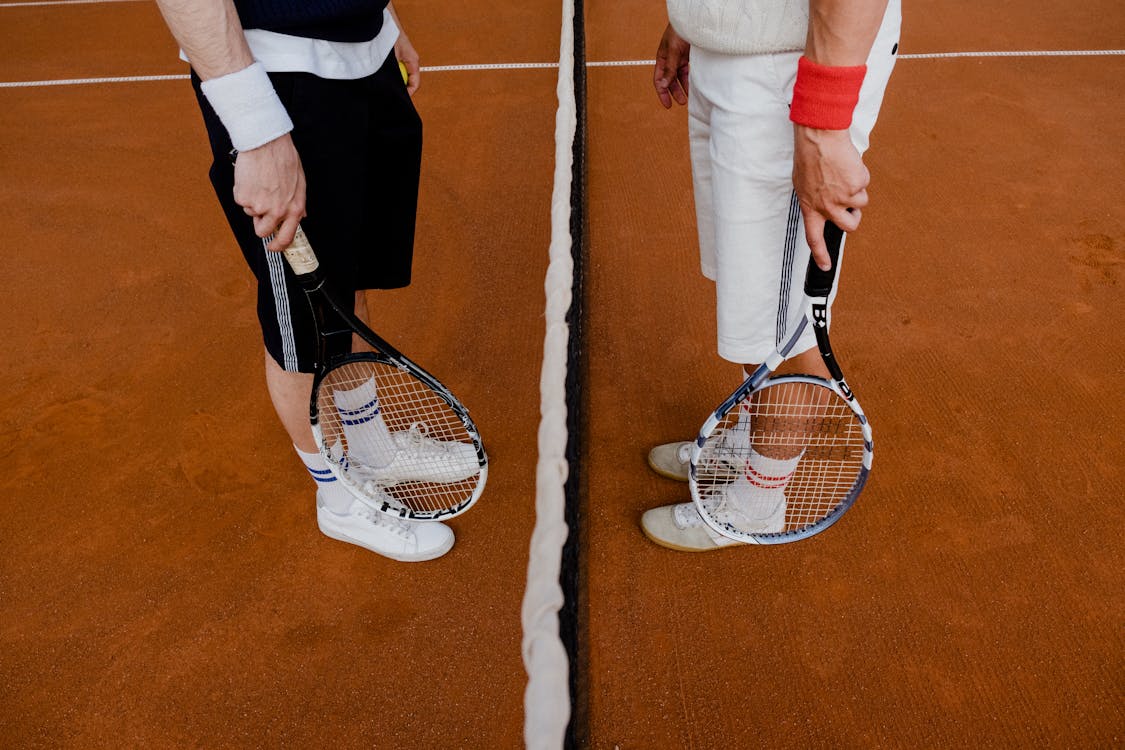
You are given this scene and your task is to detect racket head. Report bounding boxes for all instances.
[310,352,487,521]
[689,374,872,545]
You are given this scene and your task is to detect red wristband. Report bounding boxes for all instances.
[789,56,867,130]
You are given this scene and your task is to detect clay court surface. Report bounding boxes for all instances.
[1,0,1122,747]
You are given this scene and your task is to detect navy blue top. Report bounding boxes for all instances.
[234,0,390,43]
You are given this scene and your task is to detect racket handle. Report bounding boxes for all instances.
[804,220,845,297]
[282,225,320,276]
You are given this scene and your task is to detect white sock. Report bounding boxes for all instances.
[296,445,355,514]
[332,376,397,468]
[744,447,802,491]
[730,371,753,434]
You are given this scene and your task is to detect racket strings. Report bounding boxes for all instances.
[315,360,483,516]
[695,380,866,537]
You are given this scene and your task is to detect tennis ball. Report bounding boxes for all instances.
[398,61,409,85]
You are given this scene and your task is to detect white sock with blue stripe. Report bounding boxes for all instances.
[296,445,355,514]
[333,376,397,468]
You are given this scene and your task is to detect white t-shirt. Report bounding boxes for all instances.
[183,8,398,80]
[666,0,808,55]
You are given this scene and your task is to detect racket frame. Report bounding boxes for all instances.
[688,223,873,544]
[282,227,488,521]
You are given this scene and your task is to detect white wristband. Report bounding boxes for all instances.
[200,62,294,152]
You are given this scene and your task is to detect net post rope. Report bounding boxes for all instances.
[520,0,577,747]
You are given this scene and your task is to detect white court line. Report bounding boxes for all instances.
[0,0,144,7]
[423,62,558,72]
[593,50,1125,65]
[2,51,1124,88]
[0,74,188,88]
[0,66,554,88]
[899,49,1125,59]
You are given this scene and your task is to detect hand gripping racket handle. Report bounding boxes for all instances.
[281,225,320,277]
[804,220,845,297]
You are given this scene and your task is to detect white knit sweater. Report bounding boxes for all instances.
[666,0,809,55]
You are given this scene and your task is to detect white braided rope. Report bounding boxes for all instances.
[520,0,576,748]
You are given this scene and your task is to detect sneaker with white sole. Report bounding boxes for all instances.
[703,474,787,535]
[340,423,481,486]
[647,441,693,481]
[316,492,455,561]
[640,501,744,552]
[647,428,751,483]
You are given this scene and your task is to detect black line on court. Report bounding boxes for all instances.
[561,0,587,745]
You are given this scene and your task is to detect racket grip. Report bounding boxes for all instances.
[281,225,320,276]
[804,220,845,297]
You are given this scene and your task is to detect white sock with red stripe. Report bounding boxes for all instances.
[295,445,355,514]
[708,447,800,533]
[333,376,397,469]
[744,447,802,492]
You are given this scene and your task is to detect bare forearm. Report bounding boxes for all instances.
[805,0,888,65]
[154,0,253,79]
[386,1,401,30]
[156,0,304,249]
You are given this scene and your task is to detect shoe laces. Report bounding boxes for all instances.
[406,422,441,451]
[356,504,415,539]
[673,502,706,528]
[404,422,463,458]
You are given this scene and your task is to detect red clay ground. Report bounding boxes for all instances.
[2,1,564,746]
[2,0,1123,747]
[583,0,1123,747]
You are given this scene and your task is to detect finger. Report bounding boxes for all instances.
[654,73,673,108]
[803,212,832,270]
[653,61,670,101]
[407,60,421,95]
[253,211,281,239]
[669,78,687,106]
[677,63,690,98]
[850,187,869,209]
[233,184,254,214]
[831,206,862,232]
[267,214,301,252]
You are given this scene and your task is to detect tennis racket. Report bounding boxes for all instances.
[689,221,872,544]
[281,225,487,521]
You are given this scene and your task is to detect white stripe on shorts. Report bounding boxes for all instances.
[264,240,300,372]
[777,191,801,345]
[688,0,900,364]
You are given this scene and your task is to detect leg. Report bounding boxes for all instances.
[740,346,831,460]
[264,290,373,455]
[352,289,373,354]
[264,350,317,452]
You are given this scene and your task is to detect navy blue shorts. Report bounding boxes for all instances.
[192,52,422,372]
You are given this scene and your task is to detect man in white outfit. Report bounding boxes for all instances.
[641,0,902,550]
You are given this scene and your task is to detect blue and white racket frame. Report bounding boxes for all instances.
[688,222,873,545]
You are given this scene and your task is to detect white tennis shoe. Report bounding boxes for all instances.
[640,502,744,552]
[646,441,693,481]
[704,475,787,535]
[641,476,787,551]
[647,427,751,483]
[316,493,454,562]
[346,423,480,485]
